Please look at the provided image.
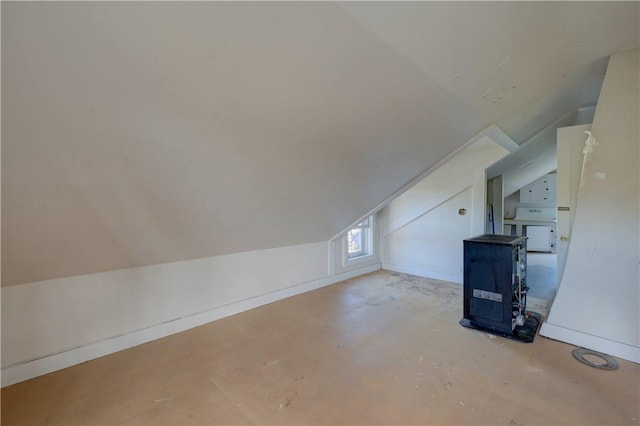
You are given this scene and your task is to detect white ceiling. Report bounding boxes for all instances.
[340,2,639,142]
[2,2,638,286]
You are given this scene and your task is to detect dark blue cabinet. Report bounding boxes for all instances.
[462,234,527,334]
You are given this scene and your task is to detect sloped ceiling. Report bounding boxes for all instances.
[2,2,638,286]
[340,2,637,142]
[486,109,581,197]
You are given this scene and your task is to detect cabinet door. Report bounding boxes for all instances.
[520,175,557,204]
[541,175,557,203]
[520,181,542,203]
[526,226,552,251]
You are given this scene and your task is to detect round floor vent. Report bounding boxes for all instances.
[571,348,618,370]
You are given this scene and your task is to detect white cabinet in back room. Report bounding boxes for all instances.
[526,225,555,252]
[520,174,557,204]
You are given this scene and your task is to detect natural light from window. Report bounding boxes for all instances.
[347,217,370,259]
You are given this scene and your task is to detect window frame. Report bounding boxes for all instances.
[344,215,374,264]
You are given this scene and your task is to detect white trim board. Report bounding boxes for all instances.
[540,321,640,364]
[381,263,462,284]
[1,263,381,388]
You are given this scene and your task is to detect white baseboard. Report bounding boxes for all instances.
[540,321,640,364]
[1,263,380,388]
[381,263,462,284]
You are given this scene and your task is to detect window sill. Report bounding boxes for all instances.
[344,252,376,268]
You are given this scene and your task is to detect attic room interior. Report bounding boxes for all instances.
[1,1,639,425]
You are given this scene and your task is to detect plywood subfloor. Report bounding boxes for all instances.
[2,270,639,425]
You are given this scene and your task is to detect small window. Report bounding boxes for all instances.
[347,217,371,259]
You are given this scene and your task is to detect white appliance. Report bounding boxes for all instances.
[513,207,557,252]
[513,207,557,222]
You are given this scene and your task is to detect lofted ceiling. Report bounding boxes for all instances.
[486,107,592,198]
[340,2,637,142]
[2,2,639,286]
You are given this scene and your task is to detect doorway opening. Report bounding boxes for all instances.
[526,252,557,311]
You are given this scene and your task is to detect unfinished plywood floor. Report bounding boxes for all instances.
[2,270,639,425]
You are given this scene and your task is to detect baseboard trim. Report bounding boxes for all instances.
[540,321,640,364]
[1,263,381,388]
[381,263,462,284]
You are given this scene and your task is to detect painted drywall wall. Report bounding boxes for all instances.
[2,2,489,286]
[555,124,590,283]
[4,2,638,287]
[503,192,521,220]
[540,49,639,363]
[382,189,472,283]
[1,241,379,386]
[380,137,510,282]
[379,136,510,237]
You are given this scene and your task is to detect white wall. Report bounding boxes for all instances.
[382,189,472,282]
[540,49,639,363]
[379,136,510,282]
[7,2,633,286]
[503,191,521,220]
[1,241,379,386]
[3,2,490,287]
[555,124,590,283]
